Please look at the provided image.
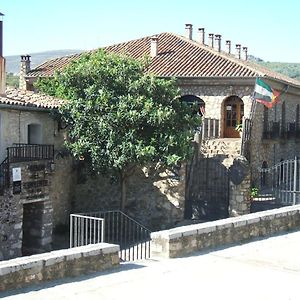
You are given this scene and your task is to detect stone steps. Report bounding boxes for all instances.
[200,138,242,168]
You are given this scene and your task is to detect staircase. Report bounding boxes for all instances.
[200,138,242,168]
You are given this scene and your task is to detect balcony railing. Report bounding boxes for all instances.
[263,121,300,140]
[7,144,54,163]
[200,118,220,140]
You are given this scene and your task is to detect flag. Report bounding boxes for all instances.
[253,78,280,108]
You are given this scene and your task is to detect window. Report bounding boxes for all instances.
[28,124,42,144]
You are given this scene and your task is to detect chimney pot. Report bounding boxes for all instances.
[19,55,31,90]
[215,34,221,52]
[225,40,231,54]
[185,23,193,40]
[208,33,214,48]
[242,46,248,61]
[150,36,158,58]
[235,44,241,59]
[198,28,205,44]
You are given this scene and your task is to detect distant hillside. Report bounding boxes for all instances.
[248,56,300,81]
[258,62,300,81]
[5,49,83,75]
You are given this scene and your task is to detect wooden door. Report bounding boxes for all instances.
[224,97,244,138]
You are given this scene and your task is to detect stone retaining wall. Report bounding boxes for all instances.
[151,205,300,258]
[0,243,120,292]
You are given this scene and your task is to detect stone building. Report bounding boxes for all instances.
[19,24,300,227]
[0,13,76,260]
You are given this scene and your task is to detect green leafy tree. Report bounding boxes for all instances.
[36,50,199,209]
[6,72,19,88]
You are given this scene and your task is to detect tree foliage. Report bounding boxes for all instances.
[36,50,199,208]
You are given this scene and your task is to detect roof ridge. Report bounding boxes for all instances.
[171,32,300,86]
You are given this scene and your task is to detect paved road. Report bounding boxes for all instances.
[1,230,300,300]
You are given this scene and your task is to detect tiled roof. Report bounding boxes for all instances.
[27,32,300,87]
[0,88,64,109]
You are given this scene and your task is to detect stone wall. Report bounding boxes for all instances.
[72,165,186,231]
[0,160,54,260]
[0,243,120,292]
[150,204,300,258]
[0,190,23,260]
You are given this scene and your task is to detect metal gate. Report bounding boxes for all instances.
[259,157,300,205]
[186,156,229,221]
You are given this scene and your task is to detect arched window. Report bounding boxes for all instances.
[27,123,42,144]
[180,95,205,117]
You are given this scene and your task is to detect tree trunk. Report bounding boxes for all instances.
[120,169,127,211]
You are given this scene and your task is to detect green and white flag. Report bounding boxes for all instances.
[253,78,280,108]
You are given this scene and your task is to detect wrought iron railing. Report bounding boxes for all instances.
[72,210,151,261]
[241,117,251,159]
[0,157,9,195]
[8,144,54,163]
[200,118,220,140]
[0,143,55,194]
[262,121,300,140]
[258,157,300,205]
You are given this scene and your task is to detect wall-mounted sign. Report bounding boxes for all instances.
[12,167,21,182]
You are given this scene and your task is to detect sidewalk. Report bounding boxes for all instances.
[1,230,300,300]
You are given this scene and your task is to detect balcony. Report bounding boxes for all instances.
[7,144,54,163]
[0,144,54,195]
[263,121,300,140]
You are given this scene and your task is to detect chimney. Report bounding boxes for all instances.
[198,28,205,44]
[242,46,248,60]
[185,24,193,40]
[0,12,5,95]
[208,33,214,48]
[235,44,241,59]
[150,36,158,58]
[225,40,231,54]
[215,34,221,52]
[19,55,31,90]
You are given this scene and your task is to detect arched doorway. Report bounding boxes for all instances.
[223,95,244,138]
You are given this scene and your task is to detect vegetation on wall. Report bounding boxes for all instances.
[36,50,200,209]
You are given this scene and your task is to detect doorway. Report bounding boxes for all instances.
[223,96,244,138]
[22,201,44,256]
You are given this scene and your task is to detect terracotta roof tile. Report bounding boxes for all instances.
[27,32,300,87]
[0,88,64,109]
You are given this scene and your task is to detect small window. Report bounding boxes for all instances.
[28,124,42,144]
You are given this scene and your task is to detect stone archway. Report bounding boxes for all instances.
[180,95,205,116]
[222,95,244,138]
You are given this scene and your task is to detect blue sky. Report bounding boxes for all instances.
[1,0,300,62]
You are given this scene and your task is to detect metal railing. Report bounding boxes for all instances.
[200,118,220,140]
[241,117,251,159]
[8,144,54,163]
[70,214,105,248]
[70,210,151,261]
[258,157,300,205]
[0,157,9,195]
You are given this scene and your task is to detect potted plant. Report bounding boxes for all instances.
[235,123,243,137]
